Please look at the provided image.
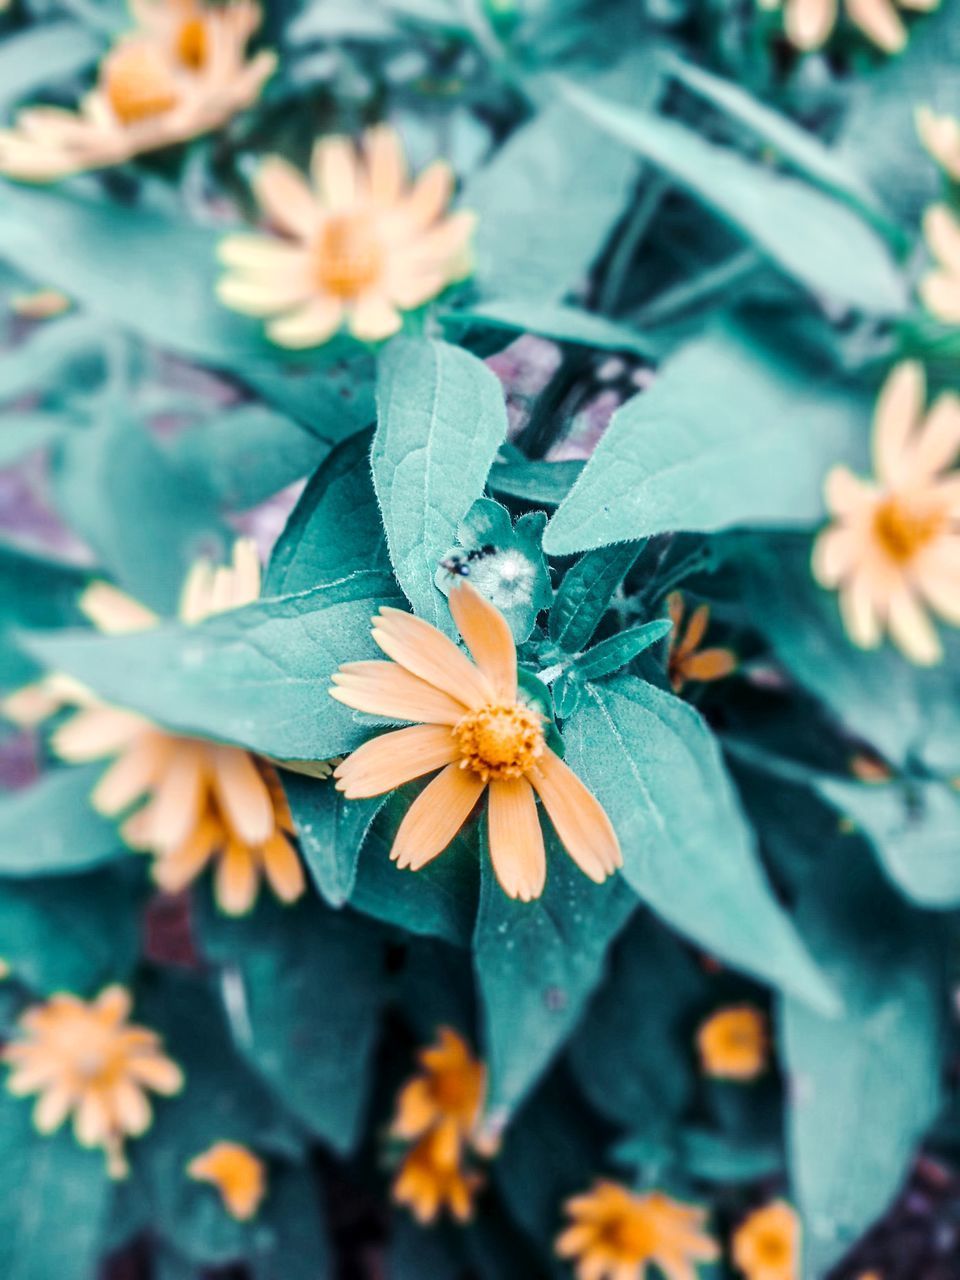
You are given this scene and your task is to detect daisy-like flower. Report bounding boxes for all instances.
[391,1027,486,1166]
[392,1126,483,1225]
[759,0,937,53]
[696,1006,768,1081]
[188,1140,267,1221]
[0,0,275,182]
[920,203,960,324]
[916,107,960,182]
[556,1181,720,1280]
[40,541,306,914]
[330,581,622,902]
[812,362,960,665]
[732,1201,799,1280]
[666,593,737,694]
[3,986,183,1177]
[216,124,475,348]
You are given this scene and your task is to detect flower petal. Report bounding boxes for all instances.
[151,815,220,894]
[138,742,207,853]
[919,269,960,324]
[811,525,862,587]
[487,777,546,901]
[823,466,876,517]
[210,746,275,846]
[52,705,147,762]
[390,763,486,871]
[886,585,942,665]
[347,293,403,342]
[217,272,315,317]
[311,135,359,208]
[79,582,158,633]
[216,840,259,915]
[261,830,306,903]
[334,724,458,799]
[330,660,469,724]
[845,0,906,50]
[266,296,343,349]
[447,581,517,701]
[873,361,925,486]
[253,156,319,239]
[679,648,737,683]
[909,390,960,480]
[925,203,960,272]
[838,574,882,650]
[372,607,495,709]
[784,0,837,48]
[528,750,622,884]
[364,124,406,205]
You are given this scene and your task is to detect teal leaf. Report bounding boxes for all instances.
[565,677,837,1012]
[265,431,389,596]
[544,323,871,555]
[0,767,124,877]
[474,826,636,1118]
[573,620,672,682]
[0,1088,110,1280]
[436,498,552,642]
[197,894,386,1155]
[675,1128,783,1184]
[0,315,109,406]
[0,413,70,467]
[248,1164,333,1280]
[372,337,507,628]
[488,449,583,507]
[441,299,653,357]
[0,21,103,111]
[281,772,385,908]
[21,573,402,761]
[559,79,906,314]
[780,838,944,1275]
[550,541,644,652]
[0,544,88,690]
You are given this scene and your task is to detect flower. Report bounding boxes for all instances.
[9,289,71,319]
[732,1201,799,1280]
[391,1027,486,1166]
[920,203,960,323]
[330,581,622,901]
[812,362,960,665]
[216,125,475,348]
[40,541,306,914]
[666,593,737,693]
[556,1181,719,1280]
[188,1141,267,1220]
[696,1007,768,1081]
[916,107,960,182]
[761,0,937,53]
[0,0,275,182]
[392,1126,483,1224]
[3,986,183,1177]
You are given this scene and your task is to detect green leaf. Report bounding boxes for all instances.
[565,677,837,1012]
[0,544,88,690]
[0,767,124,877]
[442,299,653,357]
[51,408,230,615]
[0,1088,110,1280]
[550,541,644,652]
[0,315,109,405]
[281,772,384,908]
[0,866,141,995]
[265,430,389,596]
[560,79,906,314]
[780,836,944,1275]
[676,1127,782,1184]
[474,826,636,1117]
[0,413,71,466]
[0,21,103,110]
[573,620,672,682]
[197,894,386,1154]
[488,450,584,507]
[249,1164,333,1280]
[544,323,871,555]
[21,573,402,761]
[816,777,960,909]
[372,337,507,628]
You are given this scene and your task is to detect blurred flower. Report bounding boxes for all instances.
[0,1,275,182]
[8,541,308,914]
[812,362,960,665]
[916,107,960,181]
[0,958,9,979]
[3,986,183,1177]
[9,289,71,319]
[556,1181,719,1280]
[666,593,737,693]
[392,1126,482,1224]
[391,1027,486,1165]
[217,125,475,348]
[330,581,622,901]
[761,0,936,53]
[696,1006,768,1081]
[732,1201,799,1280]
[920,203,960,323]
[849,752,893,782]
[188,1140,266,1220]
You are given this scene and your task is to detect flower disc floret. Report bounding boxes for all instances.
[453,703,545,782]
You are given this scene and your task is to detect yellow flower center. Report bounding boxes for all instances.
[453,703,545,782]
[872,495,945,565]
[753,1231,790,1265]
[313,215,384,298]
[176,16,209,69]
[104,44,181,125]
[607,1213,657,1259]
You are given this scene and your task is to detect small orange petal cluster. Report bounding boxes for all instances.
[732,1201,800,1280]
[666,593,737,694]
[696,1006,768,1081]
[188,1140,267,1221]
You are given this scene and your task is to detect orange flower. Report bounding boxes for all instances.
[732,1201,799,1280]
[0,0,274,181]
[812,362,960,666]
[3,986,183,1177]
[916,107,960,182]
[392,1126,483,1224]
[666,593,736,693]
[391,1027,486,1166]
[217,125,475,347]
[920,204,960,324]
[760,0,938,53]
[330,581,622,901]
[556,1181,719,1280]
[188,1141,267,1221]
[696,1006,768,1081]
